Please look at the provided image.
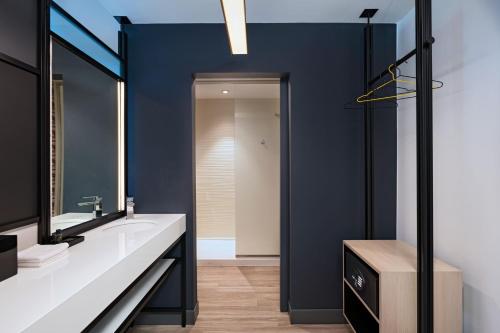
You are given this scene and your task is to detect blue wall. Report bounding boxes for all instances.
[125,23,396,316]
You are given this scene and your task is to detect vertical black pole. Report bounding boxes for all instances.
[181,234,187,327]
[39,0,51,244]
[118,29,129,209]
[416,0,434,331]
[364,20,374,240]
[279,75,290,312]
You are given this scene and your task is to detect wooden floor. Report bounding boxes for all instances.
[131,266,351,333]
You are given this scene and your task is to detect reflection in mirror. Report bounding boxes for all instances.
[50,38,124,233]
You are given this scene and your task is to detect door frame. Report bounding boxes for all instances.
[191,72,291,312]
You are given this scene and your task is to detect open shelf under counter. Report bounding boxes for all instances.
[343,240,463,333]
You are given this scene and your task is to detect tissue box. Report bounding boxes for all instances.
[0,235,17,282]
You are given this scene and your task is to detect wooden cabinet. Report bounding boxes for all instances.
[343,240,462,333]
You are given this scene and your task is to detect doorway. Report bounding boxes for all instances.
[194,78,281,265]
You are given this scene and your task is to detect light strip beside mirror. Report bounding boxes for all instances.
[117,81,125,211]
[220,0,248,55]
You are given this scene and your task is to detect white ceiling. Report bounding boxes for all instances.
[195,82,280,100]
[99,0,414,24]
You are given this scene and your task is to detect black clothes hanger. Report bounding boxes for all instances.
[395,66,444,90]
[344,97,398,110]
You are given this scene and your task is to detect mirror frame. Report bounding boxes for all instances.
[42,3,127,243]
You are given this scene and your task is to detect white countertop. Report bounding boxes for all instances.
[0,214,186,333]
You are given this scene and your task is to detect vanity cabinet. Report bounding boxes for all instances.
[343,240,463,333]
[0,214,187,332]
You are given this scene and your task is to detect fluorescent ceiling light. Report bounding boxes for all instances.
[220,0,248,55]
[221,90,230,94]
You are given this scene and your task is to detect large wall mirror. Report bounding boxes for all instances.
[50,37,125,236]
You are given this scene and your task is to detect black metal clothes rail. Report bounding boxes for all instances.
[369,37,435,86]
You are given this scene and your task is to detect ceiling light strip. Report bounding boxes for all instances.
[220,0,248,55]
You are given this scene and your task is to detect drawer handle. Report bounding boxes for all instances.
[351,269,366,292]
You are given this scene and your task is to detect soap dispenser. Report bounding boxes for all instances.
[126,197,135,219]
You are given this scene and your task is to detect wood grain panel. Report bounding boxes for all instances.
[343,240,463,333]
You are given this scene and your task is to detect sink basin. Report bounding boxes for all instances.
[102,220,157,233]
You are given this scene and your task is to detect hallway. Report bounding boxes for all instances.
[132,266,351,333]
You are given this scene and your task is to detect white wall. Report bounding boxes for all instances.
[195,99,236,239]
[235,99,280,256]
[54,0,120,52]
[397,2,500,332]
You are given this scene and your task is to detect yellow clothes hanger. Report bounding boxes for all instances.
[357,65,416,103]
[357,65,444,103]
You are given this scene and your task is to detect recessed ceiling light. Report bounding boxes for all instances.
[221,90,230,95]
[220,0,248,55]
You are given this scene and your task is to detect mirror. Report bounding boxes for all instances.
[50,38,125,234]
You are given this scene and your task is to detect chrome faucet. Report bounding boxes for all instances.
[126,197,135,219]
[78,195,103,218]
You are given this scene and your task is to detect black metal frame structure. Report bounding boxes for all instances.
[362,1,435,331]
[279,75,291,312]
[82,234,188,332]
[360,9,377,240]
[41,1,128,243]
[415,0,434,331]
[39,0,52,244]
[139,233,188,326]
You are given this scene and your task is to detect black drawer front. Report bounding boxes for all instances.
[344,281,379,333]
[344,246,379,317]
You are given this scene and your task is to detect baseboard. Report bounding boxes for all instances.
[134,301,199,326]
[288,303,346,324]
[188,302,199,324]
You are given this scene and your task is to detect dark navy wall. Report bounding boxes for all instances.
[372,27,398,240]
[125,23,396,314]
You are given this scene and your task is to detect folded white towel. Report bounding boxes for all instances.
[18,250,68,268]
[18,243,69,263]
